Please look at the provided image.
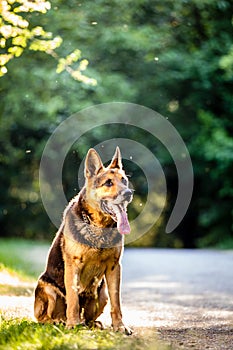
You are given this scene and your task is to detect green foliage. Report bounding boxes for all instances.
[190,110,233,247]
[0,0,232,247]
[219,45,233,79]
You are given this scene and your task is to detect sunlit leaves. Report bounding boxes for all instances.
[0,0,96,85]
[12,35,27,47]
[0,54,12,66]
[0,0,54,76]
[56,49,82,73]
[29,37,63,52]
[8,45,23,56]
[219,45,233,79]
[56,50,97,86]
[13,0,51,13]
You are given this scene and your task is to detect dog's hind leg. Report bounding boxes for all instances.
[52,295,66,323]
[34,283,50,322]
[34,283,58,323]
[44,285,57,319]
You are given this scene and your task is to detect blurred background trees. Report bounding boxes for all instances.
[0,0,232,248]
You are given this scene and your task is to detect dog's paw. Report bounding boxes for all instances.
[124,325,133,335]
[66,323,76,330]
[87,320,105,330]
[113,324,133,335]
[66,320,85,330]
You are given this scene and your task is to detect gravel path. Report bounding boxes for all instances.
[1,248,233,349]
[120,249,233,349]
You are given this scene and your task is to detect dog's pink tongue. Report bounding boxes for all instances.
[116,209,131,235]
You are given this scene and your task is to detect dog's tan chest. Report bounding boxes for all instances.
[65,244,121,294]
[78,260,106,293]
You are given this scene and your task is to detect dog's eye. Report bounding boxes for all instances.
[104,179,113,187]
[121,177,127,185]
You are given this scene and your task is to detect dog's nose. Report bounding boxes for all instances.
[123,189,133,202]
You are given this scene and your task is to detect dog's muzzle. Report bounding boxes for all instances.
[122,189,133,203]
[100,188,133,235]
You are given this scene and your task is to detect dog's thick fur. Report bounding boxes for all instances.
[34,147,133,334]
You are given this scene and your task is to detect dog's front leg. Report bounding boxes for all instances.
[105,263,132,335]
[64,261,80,328]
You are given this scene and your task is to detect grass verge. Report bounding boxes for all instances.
[0,238,48,279]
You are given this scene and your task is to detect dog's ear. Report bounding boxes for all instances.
[109,146,122,169]
[85,148,104,178]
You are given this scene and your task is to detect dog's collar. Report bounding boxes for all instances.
[67,209,123,249]
[81,211,91,225]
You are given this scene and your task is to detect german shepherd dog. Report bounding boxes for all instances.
[34,147,133,334]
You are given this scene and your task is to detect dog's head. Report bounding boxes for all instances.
[84,147,133,235]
